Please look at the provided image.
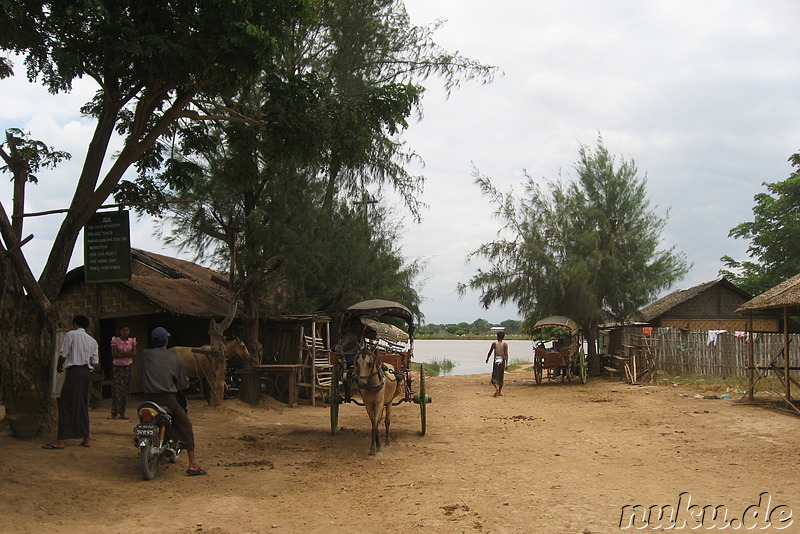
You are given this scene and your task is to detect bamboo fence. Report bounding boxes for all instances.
[619,329,800,378]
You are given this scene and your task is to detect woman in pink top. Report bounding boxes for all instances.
[110,325,137,419]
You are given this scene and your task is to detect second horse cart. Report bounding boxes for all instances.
[530,315,587,385]
[328,299,431,436]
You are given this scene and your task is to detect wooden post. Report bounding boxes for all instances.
[784,307,790,403]
[747,312,754,402]
[311,321,317,406]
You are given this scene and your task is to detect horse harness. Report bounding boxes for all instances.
[356,355,402,393]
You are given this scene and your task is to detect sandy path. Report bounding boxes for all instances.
[1,370,798,533]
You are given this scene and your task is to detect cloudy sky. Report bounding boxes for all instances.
[1,1,799,325]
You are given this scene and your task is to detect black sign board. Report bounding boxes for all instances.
[84,210,132,283]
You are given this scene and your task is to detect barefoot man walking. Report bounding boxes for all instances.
[486,331,509,397]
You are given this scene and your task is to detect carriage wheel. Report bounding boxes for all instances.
[418,365,427,436]
[534,358,542,385]
[579,350,587,384]
[329,363,340,434]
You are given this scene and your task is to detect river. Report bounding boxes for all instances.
[412,339,535,375]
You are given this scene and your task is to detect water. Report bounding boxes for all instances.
[413,339,535,376]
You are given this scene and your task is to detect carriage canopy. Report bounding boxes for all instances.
[342,299,414,325]
[341,299,414,339]
[530,316,580,337]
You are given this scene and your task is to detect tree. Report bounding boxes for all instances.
[460,137,688,367]
[471,318,491,334]
[115,0,494,358]
[499,319,521,335]
[0,1,309,436]
[1,129,71,239]
[720,150,800,296]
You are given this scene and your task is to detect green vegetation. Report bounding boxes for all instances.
[413,358,456,377]
[508,358,533,372]
[656,373,750,394]
[460,137,689,364]
[416,318,523,337]
[530,325,571,341]
[720,149,800,295]
[0,1,496,436]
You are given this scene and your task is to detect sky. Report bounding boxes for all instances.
[1,1,799,325]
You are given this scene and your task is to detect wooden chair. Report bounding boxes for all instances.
[303,334,333,405]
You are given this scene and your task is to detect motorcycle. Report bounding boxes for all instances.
[133,400,184,480]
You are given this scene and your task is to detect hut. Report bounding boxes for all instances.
[736,273,800,412]
[601,278,774,356]
[56,248,243,398]
[599,278,796,380]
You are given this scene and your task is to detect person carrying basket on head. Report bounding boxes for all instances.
[486,331,509,397]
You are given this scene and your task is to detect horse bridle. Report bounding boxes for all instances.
[355,351,386,392]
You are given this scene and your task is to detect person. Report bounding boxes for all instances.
[140,326,207,476]
[485,331,509,397]
[341,319,365,368]
[110,324,137,420]
[43,315,99,449]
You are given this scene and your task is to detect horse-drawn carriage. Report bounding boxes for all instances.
[530,316,587,385]
[328,299,430,452]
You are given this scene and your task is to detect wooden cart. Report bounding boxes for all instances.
[530,316,587,385]
[328,299,430,435]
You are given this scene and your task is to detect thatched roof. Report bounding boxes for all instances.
[64,248,239,319]
[125,249,238,318]
[639,278,751,322]
[736,272,800,313]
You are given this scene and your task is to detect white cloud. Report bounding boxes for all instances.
[2,1,799,324]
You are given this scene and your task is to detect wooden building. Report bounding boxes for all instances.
[599,278,796,381]
[56,248,243,396]
[57,247,340,406]
[736,272,800,412]
[636,278,783,333]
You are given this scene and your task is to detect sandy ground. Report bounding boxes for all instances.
[1,368,798,534]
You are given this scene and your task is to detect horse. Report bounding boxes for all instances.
[353,347,403,455]
[169,338,252,401]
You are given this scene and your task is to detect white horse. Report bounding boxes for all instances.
[353,348,403,455]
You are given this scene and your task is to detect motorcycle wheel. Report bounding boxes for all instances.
[139,441,159,480]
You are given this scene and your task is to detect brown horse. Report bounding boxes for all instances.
[353,348,402,455]
[169,339,252,399]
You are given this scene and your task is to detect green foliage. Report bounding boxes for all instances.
[0,0,311,435]
[0,128,71,184]
[1,0,311,300]
[720,150,800,295]
[461,136,688,346]
[530,325,571,341]
[113,0,495,325]
[471,318,491,334]
[499,319,522,334]
[413,358,455,377]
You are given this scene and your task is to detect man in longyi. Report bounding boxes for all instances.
[43,315,99,449]
[485,331,509,397]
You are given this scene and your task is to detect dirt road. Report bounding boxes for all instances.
[1,369,798,533]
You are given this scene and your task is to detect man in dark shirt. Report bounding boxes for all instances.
[140,327,206,476]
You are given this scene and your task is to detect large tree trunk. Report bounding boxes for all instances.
[238,287,263,405]
[0,297,56,438]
